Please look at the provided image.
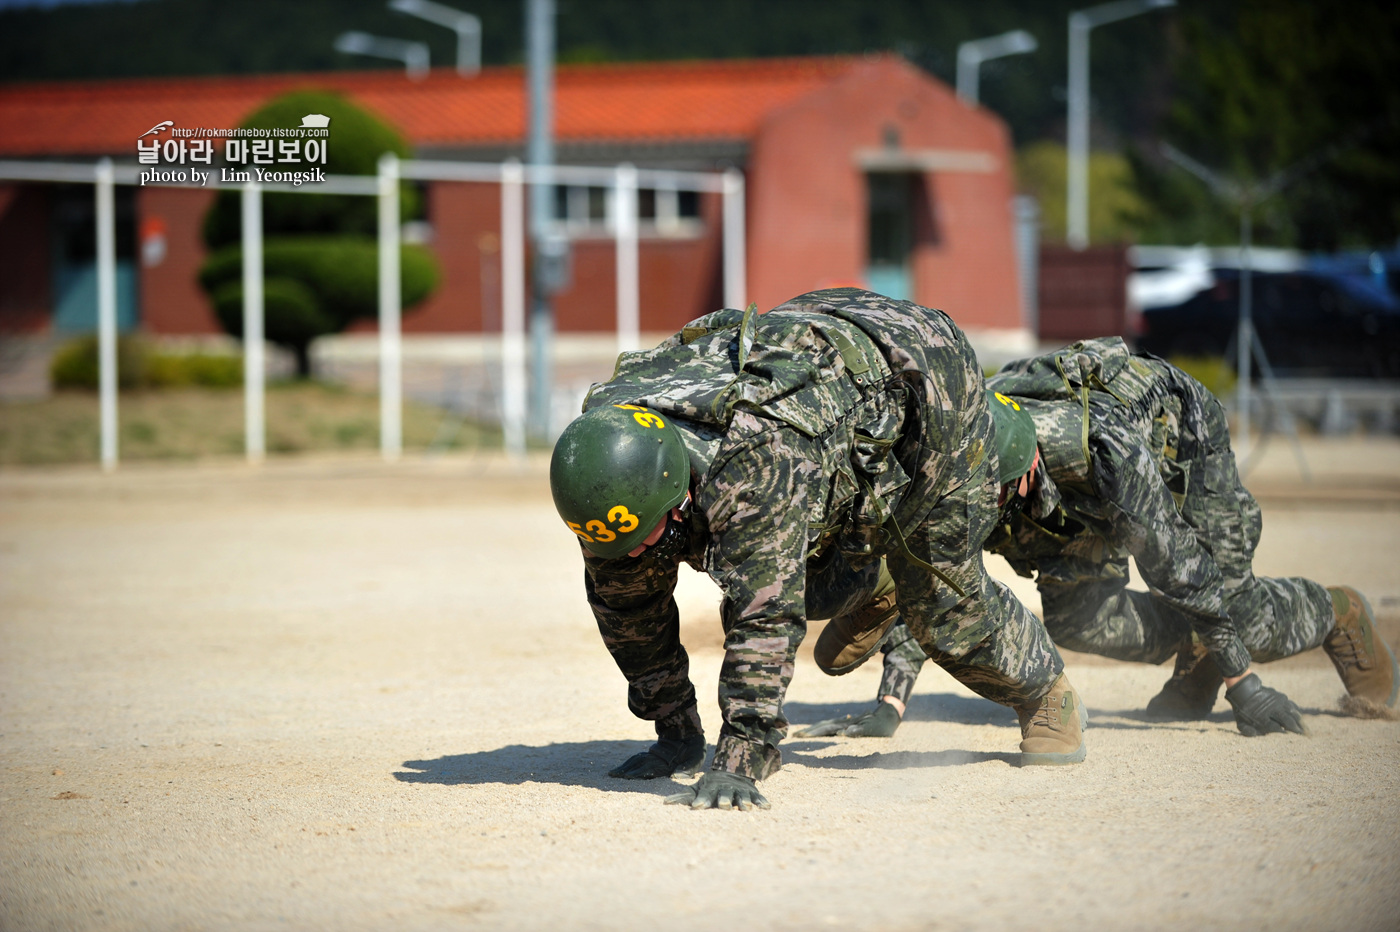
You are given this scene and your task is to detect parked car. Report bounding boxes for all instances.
[1135,266,1400,378]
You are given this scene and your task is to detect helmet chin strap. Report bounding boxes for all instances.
[638,509,690,562]
[628,495,692,558]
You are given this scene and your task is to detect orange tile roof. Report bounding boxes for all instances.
[0,56,863,158]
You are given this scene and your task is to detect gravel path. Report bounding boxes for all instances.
[2,437,1397,931]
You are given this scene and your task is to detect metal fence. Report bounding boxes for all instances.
[0,156,747,469]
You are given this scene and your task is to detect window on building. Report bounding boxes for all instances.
[551,184,702,238]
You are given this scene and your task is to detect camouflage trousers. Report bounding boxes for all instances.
[1039,400,1334,666]
[877,621,927,706]
[807,448,1064,710]
[1039,567,1333,666]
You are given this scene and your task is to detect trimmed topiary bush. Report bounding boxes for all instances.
[201,91,419,250]
[198,90,437,377]
[200,236,439,375]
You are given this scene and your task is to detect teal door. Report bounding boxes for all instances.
[52,261,138,332]
[866,172,913,301]
[49,183,139,333]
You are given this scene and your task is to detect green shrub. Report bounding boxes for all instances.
[199,236,439,375]
[201,90,418,250]
[197,90,435,377]
[1168,354,1238,400]
[51,335,149,390]
[209,276,334,348]
[50,335,243,391]
[200,236,439,330]
[146,353,244,388]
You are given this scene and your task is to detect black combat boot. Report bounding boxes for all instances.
[1145,638,1223,720]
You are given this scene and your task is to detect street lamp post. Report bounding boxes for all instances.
[1160,142,1319,472]
[334,31,431,80]
[1066,0,1175,250]
[526,0,556,440]
[388,0,482,76]
[956,30,1038,107]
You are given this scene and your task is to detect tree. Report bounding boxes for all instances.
[1017,141,1147,245]
[198,90,438,376]
[1130,0,1400,251]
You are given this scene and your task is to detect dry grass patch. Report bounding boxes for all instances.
[0,382,501,466]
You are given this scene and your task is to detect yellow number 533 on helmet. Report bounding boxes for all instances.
[550,404,691,559]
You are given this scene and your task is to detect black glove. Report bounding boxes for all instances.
[794,701,901,738]
[664,771,771,811]
[608,734,706,780]
[1225,673,1308,737]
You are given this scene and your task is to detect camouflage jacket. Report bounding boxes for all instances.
[580,288,987,779]
[985,338,1253,677]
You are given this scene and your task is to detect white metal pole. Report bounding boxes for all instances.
[1067,1,1175,250]
[1066,13,1090,250]
[526,0,556,441]
[722,168,747,310]
[456,18,482,76]
[95,157,118,472]
[956,45,980,106]
[501,158,527,461]
[377,153,403,462]
[614,162,640,355]
[241,180,265,464]
[957,31,1039,107]
[1236,207,1253,462]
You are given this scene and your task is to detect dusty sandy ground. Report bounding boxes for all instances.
[1,436,1398,932]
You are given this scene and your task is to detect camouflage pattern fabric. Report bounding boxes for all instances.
[983,339,1333,676]
[578,289,1063,781]
[876,620,927,707]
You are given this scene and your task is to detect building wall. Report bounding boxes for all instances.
[0,184,51,334]
[399,180,496,334]
[137,186,221,335]
[362,181,725,336]
[1037,244,1129,341]
[552,192,724,333]
[746,57,1023,330]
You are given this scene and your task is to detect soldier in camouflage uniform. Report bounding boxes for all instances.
[804,338,1398,739]
[549,289,1087,811]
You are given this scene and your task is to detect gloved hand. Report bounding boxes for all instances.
[1225,673,1308,737]
[793,701,901,738]
[608,734,706,780]
[664,771,770,811]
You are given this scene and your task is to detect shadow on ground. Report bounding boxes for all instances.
[395,740,675,790]
[785,692,1016,730]
[394,737,1024,785]
[785,690,1329,734]
[782,745,1019,768]
[395,696,1354,789]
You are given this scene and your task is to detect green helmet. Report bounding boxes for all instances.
[550,404,691,558]
[987,389,1037,484]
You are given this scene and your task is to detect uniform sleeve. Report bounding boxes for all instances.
[1089,418,1253,678]
[583,545,704,740]
[697,421,815,780]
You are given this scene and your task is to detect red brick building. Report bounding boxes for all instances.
[0,55,1026,343]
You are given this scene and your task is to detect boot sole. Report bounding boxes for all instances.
[816,649,881,676]
[1349,639,1400,712]
[1020,739,1087,766]
[813,622,896,676]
